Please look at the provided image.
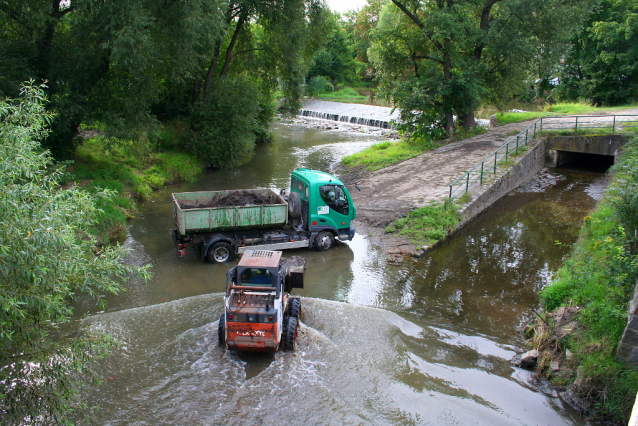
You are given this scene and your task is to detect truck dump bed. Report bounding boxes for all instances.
[172,189,288,234]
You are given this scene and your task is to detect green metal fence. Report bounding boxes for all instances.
[448,114,638,200]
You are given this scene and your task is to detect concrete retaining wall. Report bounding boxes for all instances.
[456,140,546,229]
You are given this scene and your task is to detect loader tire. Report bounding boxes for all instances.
[288,297,301,318]
[281,316,298,351]
[218,314,226,346]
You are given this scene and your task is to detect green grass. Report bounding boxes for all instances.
[385,201,460,247]
[342,126,486,171]
[342,138,439,171]
[495,101,638,125]
[537,134,638,424]
[69,132,205,243]
[495,111,558,125]
[545,102,638,115]
[317,87,367,102]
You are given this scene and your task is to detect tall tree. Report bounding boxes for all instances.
[0,83,149,424]
[307,11,361,86]
[183,0,330,166]
[556,0,638,106]
[369,0,591,138]
[0,0,220,158]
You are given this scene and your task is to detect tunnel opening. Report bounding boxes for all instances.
[556,151,615,173]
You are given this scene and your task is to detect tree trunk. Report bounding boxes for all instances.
[219,14,245,79]
[443,48,454,134]
[459,111,477,129]
[202,42,222,101]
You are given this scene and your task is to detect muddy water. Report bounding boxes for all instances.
[76,125,603,425]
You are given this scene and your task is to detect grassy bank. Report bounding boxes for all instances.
[67,134,205,244]
[495,101,638,125]
[384,201,461,249]
[495,111,557,125]
[317,87,367,103]
[342,138,440,171]
[533,135,638,424]
[342,127,486,171]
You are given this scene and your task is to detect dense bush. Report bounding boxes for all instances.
[188,78,273,167]
[306,76,334,96]
[0,84,149,424]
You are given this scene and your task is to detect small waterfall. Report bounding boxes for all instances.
[297,109,393,129]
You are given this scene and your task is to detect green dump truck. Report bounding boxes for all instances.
[171,168,357,263]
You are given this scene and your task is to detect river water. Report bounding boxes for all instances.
[76,122,603,425]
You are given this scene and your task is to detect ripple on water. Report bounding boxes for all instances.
[79,297,586,425]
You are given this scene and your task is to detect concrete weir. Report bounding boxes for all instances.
[298,99,401,129]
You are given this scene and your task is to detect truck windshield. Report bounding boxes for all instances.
[239,268,274,286]
[319,185,349,215]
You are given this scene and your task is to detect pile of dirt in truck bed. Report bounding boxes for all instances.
[179,191,279,209]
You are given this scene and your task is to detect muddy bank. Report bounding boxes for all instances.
[513,307,600,419]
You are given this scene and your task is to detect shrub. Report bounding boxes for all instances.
[306,76,333,96]
[188,78,261,167]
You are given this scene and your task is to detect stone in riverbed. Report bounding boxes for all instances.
[520,349,539,369]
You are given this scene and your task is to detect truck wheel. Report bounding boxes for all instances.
[218,314,226,346]
[313,231,334,251]
[207,242,234,263]
[288,191,301,219]
[288,297,301,318]
[281,316,298,351]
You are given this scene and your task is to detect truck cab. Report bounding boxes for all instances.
[218,250,305,351]
[290,168,357,250]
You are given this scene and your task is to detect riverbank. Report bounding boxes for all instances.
[334,119,539,260]
[67,134,205,245]
[521,135,638,424]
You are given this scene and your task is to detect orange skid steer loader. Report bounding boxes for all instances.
[218,250,306,352]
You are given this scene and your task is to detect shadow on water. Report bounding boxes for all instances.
[235,352,276,380]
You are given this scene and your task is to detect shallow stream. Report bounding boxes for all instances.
[76,123,604,425]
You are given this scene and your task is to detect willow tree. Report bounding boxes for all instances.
[185,0,330,167]
[0,0,221,158]
[0,84,150,424]
[370,0,592,138]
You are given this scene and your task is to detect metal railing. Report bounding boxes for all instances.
[448,114,638,200]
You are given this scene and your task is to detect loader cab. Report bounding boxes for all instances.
[227,250,283,295]
[290,168,356,240]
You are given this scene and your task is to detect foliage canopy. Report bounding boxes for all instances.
[0,0,330,165]
[369,0,592,139]
[0,83,149,424]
